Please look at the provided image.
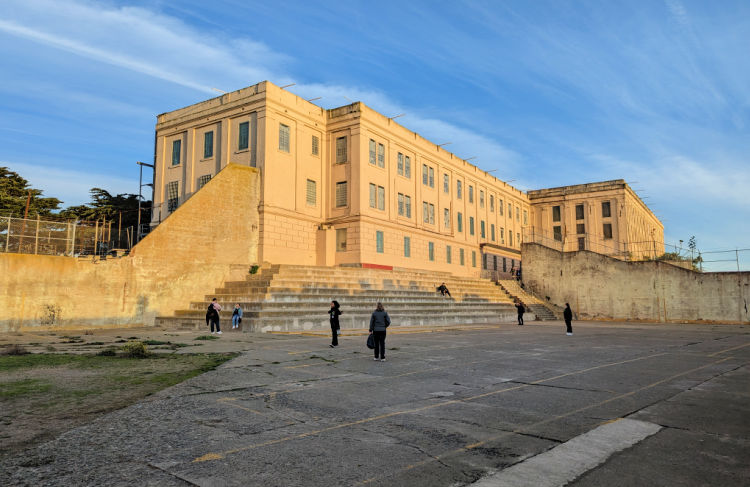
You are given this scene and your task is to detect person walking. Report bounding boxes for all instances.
[515,300,525,326]
[564,303,573,335]
[328,300,342,348]
[231,303,243,330]
[436,282,452,298]
[369,302,391,361]
[207,298,222,334]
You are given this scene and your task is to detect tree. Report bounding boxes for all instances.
[0,167,62,217]
[59,188,150,229]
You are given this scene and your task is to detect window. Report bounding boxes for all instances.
[491,224,495,241]
[404,236,411,257]
[198,174,211,189]
[405,195,412,218]
[171,140,181,166]
[428,242,434,261]
[336,228,347,251]
[552,205,561,222]
[523,210,528,225]
[404,156,411,178]
[376,231,384,253]
[279,123,290,152]
[480,190,485,208]
[335,181,347,207]
[516,206,520,221]
[444,208,450,229]
[457,180,462,199]
[603,223,613,239]
[446,245,452,264]
[203,131,214,158]
[469,185,474,203]
[238,122,249,150]
[460,248,465,266]
[398,193,405,216]
[369,139,376,165]
[422,202,434,224]
[306,179,316,206]
[517,232,521,245]
[443,174,449,193]
[457,212,463,232]
[553,225,562,241]
[422,164,428,185]
[602,201,611,218]
[369,184,385,210]
[472,250,477,267]
[503,257,507,272]
[336,136,347,163]
[428,167,434,187]
[377,143,385,167]
[490,195,494,212]
[481,220,486,238]
[311,135,319,156]
[508,202,512,217]
[499,199,504,215]
[167,181,179,213]
[578,237,585,251]
[576,204,584,220]
[469,216,475,236]
[500,227,505,244]
[576,223,585,234]
[397,153,404,175]
[509,232,513,246]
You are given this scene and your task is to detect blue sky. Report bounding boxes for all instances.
[1,0,748,258]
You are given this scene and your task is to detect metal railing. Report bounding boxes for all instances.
[0,216,135,257]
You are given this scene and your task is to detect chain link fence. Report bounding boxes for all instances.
[0,216,135,257]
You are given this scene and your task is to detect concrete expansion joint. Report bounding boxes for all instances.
[507,380,613,394]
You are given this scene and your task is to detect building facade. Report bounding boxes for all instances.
[526,180,664,259]
[151,81,528,277]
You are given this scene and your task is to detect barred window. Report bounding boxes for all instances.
[481,220,486,238]
[336,136,347,163]
[446,245,452,264]
[429,203,435,224]
[312,135,319,156]
[397,153,404,175]
[553,225,562,241]
[369,139,376,165]
[422,164,428,185]
[460,248,465,266]
[469,185,474,203]
[423,202,429,223]
[167,181,179,213]
[469,216,475,236]
[552,205,561,222]
[516,206,520,221]
[428,242,434,261]
[472,251,476,267]
[480,190,485,208]
[499,199,504,215]
[197,174,211,189]
[377,143,385,168]
[404,236,411,257]
[457,180,462,199]
[404,155,411,178]
[171,140,181,166]
[602,201,611,218]
[369,183,377,209]
[279,123,290,152]
[576,223,585,234]
[238,122,249,150]
[490,195,494,212]
[500,227,505,243]
[405,195,411,218]
[443,174,449,193]
[508,202,512,217]
[491,224,495,241]
[376,231,384,253]
[603,223,613,239]
[336,228,347,251]
[398,193,405,216]
[203,131,214,158]
[509,232,513,246]
[306,179,316,206]
[428,167,434,188]
[335,181,347,207]
[576,204,584,220]
[444,208,450,229]
[457,212,463,232]
[523,209,528,225]
[377,185,385,211]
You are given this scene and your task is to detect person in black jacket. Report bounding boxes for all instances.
[515,300,525,326]
[436,283,451,298]
[328,300,342,348]
[564,303,573,335]
[369,302,391,361]
[206,298,222,334]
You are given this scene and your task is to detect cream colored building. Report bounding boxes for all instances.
[526,180,664,259]
[151,81,528,277]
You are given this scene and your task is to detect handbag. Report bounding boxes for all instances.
[366,334,375,349]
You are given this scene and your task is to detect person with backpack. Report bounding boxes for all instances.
[231,303,243,330]
[564,303,573,336]
[369,302,391,361]
[515,300,525,326]
[206,298,222,334]
[328,300,342,348]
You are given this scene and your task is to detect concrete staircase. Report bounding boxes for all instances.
[155,265,530,332]
[495,279,560,321]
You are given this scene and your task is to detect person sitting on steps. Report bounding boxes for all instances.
[436,282,452,298]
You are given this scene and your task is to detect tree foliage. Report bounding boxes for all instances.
[0,167,62,217]
[59,188,150,229]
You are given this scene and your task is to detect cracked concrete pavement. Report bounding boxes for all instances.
[1,321,748,486]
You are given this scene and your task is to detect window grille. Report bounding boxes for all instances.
[306,179,316,206]
[335,182,347,207]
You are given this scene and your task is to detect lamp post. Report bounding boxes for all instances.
[136,161,154,243]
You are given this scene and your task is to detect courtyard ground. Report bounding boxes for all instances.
[0,320,748,486]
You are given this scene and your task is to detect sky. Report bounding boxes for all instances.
[0,0,748,259]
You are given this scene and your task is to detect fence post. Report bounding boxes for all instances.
[5,217,10,252]
[34,215,40,254]
[71,222,77,256]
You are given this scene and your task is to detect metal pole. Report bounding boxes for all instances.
[5,216,10,252]
[94,220,99,256]
[34,215,39,254]
[737,249,740,273]
[137,162,143,242]
[71,222,77,256]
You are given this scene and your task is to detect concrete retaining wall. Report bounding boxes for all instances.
[0,164,260,332]
[522,243,750,323]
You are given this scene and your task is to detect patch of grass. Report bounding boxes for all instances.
[0,379,52,398]
[143,340,168,346]
[60,336,84,344]
[121,341,149,358]
[114,339,127,343]
[195,335,219,341]
[1,344,30,356]
[97,348,117,357]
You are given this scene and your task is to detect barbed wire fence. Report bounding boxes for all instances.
[0,216,136,257]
